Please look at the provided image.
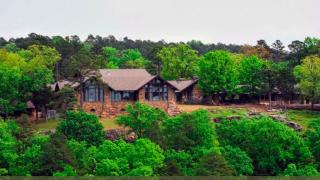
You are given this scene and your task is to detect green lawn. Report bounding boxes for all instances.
[100,118,122,130]
[32,119,60,130]
[178,104,248,118]
[32,118,121,131]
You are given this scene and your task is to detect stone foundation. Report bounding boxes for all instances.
[78,84,180,118]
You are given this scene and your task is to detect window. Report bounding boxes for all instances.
[83,83,104,102]
[110,91,136,102]
[145,79,168,101]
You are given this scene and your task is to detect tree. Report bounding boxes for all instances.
[197,50,238,104]
[0,120,19,175]
[0,63,24,116]
[38,133,75,176]
[240,44,271,59]
[222,145,253,175]
[117,102,167,140]
[162,109,215,150]
[51,86,77,113]
[294,55,320,110]
[216,117,312,175]
[284,163,319,176]
[78,139,164,176]
[158,44,199,80]
[306,119,320,169]
[238,56,265,98]
[196,151,234,176]
[271,40,286,60]
[64,44,99,107]
[121,49,150,69]
[57,111,104,146]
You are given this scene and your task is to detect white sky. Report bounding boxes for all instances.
[1,0,319,46]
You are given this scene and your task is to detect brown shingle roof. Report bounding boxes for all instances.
[167,79,198,92]
[99,69,155,91]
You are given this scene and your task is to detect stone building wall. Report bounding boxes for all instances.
[191,85,203,103]
[77,84,180,118]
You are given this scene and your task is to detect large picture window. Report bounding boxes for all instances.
[110,91,136,102]
[83,83,104,102]
[145,79,168,101]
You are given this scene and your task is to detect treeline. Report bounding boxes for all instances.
[1,103,320,176]
[0,33,320,117]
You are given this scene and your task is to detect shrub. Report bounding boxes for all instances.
[216,116,312,175]
[57,111,104,146]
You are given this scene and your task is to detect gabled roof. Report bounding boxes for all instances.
[49,80,79,90]
[167,79,198,92]
[99,69,155,91]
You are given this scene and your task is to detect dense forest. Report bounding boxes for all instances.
[0,33,320,176]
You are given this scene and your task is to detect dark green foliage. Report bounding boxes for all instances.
[222,145,253,175]
[216,117,313,175]
[57,111,104,146]
[51,86,77,113]
[38,133,75,176]
[196,151,235,176]
[162,109,215,150]
[306,119,320,169]
[163,150,191,175]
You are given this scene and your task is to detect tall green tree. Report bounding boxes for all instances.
[158,44,199,80]
[238,56,265,98]
[197,50,238,103]
[117,102,167,141]
[294,55,320,110]
[64,44,99,107]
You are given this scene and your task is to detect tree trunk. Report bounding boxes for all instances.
[311,101,314,111]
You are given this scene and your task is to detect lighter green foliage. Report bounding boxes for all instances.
[294,55,320,107]
[0,120,19,175]
[158,44,199,80]
[100,47,149,69]
[238,55,265,95]
[76,139,164,176]
[117,102,167,138]
[197,50,238,96]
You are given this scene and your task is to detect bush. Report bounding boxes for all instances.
[117,102,167,141]
[216,116,312,175]
[57,111,104,146]
[162,109,216,150]
[222,145,253,175]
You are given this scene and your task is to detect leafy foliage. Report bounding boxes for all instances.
[216,117,313,175]
[158,44,199,80]
[57,111,104,146]
[117,102,167,140]
[294,55,320,109]
[197,50,238,101]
